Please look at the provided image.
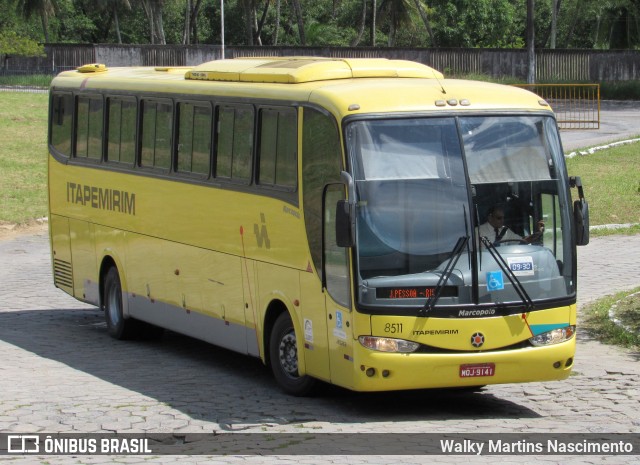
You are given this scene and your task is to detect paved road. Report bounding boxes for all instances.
[560,100,640,152]
[0,231,639,464]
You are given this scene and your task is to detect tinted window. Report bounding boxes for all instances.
[51,92,73,157]
[302,107,342,275]
[177,102,212,176]
[258,108,297,189]
[216,105,253,182]
[107,97,136,164]
[76,95,103,160]
[141,99,172,170]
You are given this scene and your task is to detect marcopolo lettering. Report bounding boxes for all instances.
[458,309,496,317]
[66,182,136,216]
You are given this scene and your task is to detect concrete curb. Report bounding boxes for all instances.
[565,137,640,159]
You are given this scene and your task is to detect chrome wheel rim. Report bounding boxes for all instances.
[278,331,298,378]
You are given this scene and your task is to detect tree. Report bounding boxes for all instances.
[3,0,638,50]
[371,0,376,46]
[255,0,274,45]
[239,0,255,45]
[527,0,535,83]
[291,0,305,45]
[273,0,281,44]
[550,0,559,49]
[351,0,367,46]
[97,0,131,44]
[378,0,414,46]
[16,0,58,43]
[182,0,204,44]
[0,30,45,69]
[412,0,436,47]
[593,0,640,49]
[140,0,166,44]
[429,0,520,48]
[183,0,192,44]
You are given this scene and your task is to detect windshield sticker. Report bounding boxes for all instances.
[507,256,535,276]
[486,271,505,291]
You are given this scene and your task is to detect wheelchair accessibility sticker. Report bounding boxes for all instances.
[487,271,505,291]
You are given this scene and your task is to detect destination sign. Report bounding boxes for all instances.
[376,286,458,299]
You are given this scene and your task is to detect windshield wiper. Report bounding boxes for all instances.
[480,236,534,311]
[420,235,469,316]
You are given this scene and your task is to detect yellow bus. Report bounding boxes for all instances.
[48,57,590,395]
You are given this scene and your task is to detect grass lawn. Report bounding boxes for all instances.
[0,92,49,224]
[582,288,640,349]
[565,144,640,227]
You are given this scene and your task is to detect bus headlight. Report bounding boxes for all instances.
[359,336,420,353]
[529,325,576,347]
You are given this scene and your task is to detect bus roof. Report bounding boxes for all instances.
[53,57,551,117]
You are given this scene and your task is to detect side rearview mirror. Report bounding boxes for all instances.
[335,199,354,248]
[570,176,589,246]
[574,199,589,246]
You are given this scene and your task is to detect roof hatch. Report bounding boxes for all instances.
[184,57,443,84]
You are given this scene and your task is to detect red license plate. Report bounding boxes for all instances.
[459,363,495,378]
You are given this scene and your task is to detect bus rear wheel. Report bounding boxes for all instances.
[103,267,137,340]
[269,312,316,396]
[103,267,164,340]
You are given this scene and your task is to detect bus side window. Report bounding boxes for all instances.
[51,92,73,157]
[106,97,136,165]
[75,95,103,161]
[176,101,212,177]
[258,107,297,190]
[324,183,351,308]
[140,99,173,170]
[215,104,254,182]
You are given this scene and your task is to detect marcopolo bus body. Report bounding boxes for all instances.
[48,57,589,395]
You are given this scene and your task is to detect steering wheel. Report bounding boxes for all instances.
[496,238,528,245]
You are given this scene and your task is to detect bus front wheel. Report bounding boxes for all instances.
[269,312,316,396]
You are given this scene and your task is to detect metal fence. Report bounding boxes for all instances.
[514,84,600,129]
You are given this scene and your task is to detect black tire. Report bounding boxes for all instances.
[103,267,138,340]
[269,312,316,396]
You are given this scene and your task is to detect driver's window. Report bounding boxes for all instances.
[324,184,351,308]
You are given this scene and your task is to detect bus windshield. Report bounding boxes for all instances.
[346,115,574,312]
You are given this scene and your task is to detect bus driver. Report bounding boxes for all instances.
[479,206,544,246]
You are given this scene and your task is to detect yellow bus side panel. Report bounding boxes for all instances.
[298,271,331,382]
[49,159,312,361]
[69,219,98,304]
[255,262,303,368]
[48,162,310,272]
[49,214,73,296]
